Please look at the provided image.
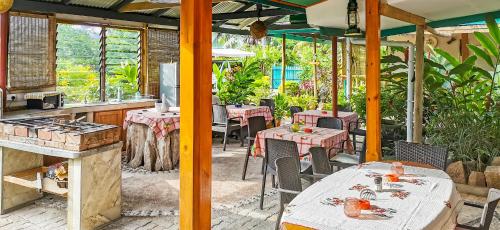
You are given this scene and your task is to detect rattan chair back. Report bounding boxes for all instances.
[247,116,267,138]
[309,147,332,175]
[395,141,448,170]
[265,138,300,172]
[317,117,343,130]
[275,157,302,204]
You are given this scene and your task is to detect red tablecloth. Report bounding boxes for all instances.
[293,110,358,131]
[253,126,348,157]
[226,105,273,127]
[123,108,180,139]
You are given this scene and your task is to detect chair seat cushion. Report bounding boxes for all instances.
[330,153,359,164]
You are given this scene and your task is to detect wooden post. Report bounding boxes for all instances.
[413,25,425,143]
[99,27,107,102]
[460,33,469,62]
[341,39,347,99]
[332,36,338,117]
[365,0,382,161]
[313,36,318,99]
[0,13,8,110]
[281,34,286,94]
[140,26,149,95]
[179,0,212,229]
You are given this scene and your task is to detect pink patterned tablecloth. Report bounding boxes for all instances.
[253,125,348,157]
[294,110,358,131]
[226,105,273,127]
[124,108,180,139]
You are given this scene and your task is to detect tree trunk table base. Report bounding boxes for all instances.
[125,123,179,171]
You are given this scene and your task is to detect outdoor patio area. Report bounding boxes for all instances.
[0,139,497,230]
[0,0,498,229]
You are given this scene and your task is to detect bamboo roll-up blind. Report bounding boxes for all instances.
[8,14,55,91]
[147,29,179,97]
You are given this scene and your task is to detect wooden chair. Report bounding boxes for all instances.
[456,188,500,230]
[211,104,242,151]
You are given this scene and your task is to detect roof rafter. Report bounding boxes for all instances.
[213,8,301,21]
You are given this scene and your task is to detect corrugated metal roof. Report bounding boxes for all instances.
[68,0,121,9]
[212,1,245,14]
[162,7,180,18]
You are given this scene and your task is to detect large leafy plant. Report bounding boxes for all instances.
[273,94,289,121]
[214,60,262,104]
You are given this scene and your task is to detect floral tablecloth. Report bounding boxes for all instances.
[281,162,463,230]
[253,125,348,157]
[123,108,180,139]
[294,110,358,131]
[226,105,273,127]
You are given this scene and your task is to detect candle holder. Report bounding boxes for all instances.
[344,197,361,217]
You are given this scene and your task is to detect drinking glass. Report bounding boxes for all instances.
[391,162,405,176]
[344,197,361,217]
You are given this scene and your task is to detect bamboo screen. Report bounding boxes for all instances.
[147,29,179,97]
[8,14,55,91]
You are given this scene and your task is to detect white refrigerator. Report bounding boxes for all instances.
[159,62,180,107]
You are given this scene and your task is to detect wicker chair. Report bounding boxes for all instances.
[338,105,352,112]
[275,157,302,230]
[456,188,500,230]
[395,141,448,170]
[330,137,367,170]
[260,99,276,126]
[289,106,303,123]
[211,104,243,151]
[241,116,267,180]
[317,117,343,130]
[309,146,333,176]
[260,138,312,210]
[348,118,366,154]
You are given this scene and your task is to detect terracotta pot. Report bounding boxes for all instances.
[275,119,281,127]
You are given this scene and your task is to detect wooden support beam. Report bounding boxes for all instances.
[119,2,179,13]
[332,36,338,117]
[312,36,318,99]
[212,9,300,21]
[179,0,212,229]
[0,13,8,110]
[424,25,452,38]
[365,0,382,161]
[380,3,425,26]
[99,27,107,102]
[413,25,425,143]
[281,34,286,94]
[140,27,149,94]
[460,33,469,62]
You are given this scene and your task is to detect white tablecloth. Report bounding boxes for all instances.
[281,162,463,230]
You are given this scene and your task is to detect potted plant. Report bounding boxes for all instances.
[273,94,288,126]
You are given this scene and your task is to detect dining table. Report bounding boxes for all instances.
[280,162,463,230]
[123,108,180,171]
[226,105,274,127]
[253,125,348,157]
[293,110,358,131]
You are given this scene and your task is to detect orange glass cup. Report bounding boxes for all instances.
[359,199,371,210]
[391,162,405,176]
[386,174,400,182]
[344,197,361,217]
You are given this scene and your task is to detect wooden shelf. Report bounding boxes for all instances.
[3,167,68,197]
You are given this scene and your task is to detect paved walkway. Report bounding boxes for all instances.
[0,140,498,230]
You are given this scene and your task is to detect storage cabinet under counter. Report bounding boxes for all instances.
[0,117,123,230]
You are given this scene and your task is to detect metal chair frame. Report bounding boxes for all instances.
[241,116,267,180]
[456,188,500,230]
[211,104,243,151]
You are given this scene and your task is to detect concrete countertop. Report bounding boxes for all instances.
[2,99,156,119]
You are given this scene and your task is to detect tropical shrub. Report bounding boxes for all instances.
[214,60,262,104]
[107,62,139,99]
[248,75,273,105]
[287,94,317,112]
[274,93,289,122]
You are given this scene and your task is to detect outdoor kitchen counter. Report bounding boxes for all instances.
[3,99,156,119]
[0,141,123,229]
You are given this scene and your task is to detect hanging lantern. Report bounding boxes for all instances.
[0,0,13,13]
[250,20,267,40]
[345,0,362,37]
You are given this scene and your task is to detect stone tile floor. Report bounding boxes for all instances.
[0,140,498,230]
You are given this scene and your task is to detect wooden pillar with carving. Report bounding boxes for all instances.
[332,36,338,117]
[365,0,382,161]
[179,0,213,229]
